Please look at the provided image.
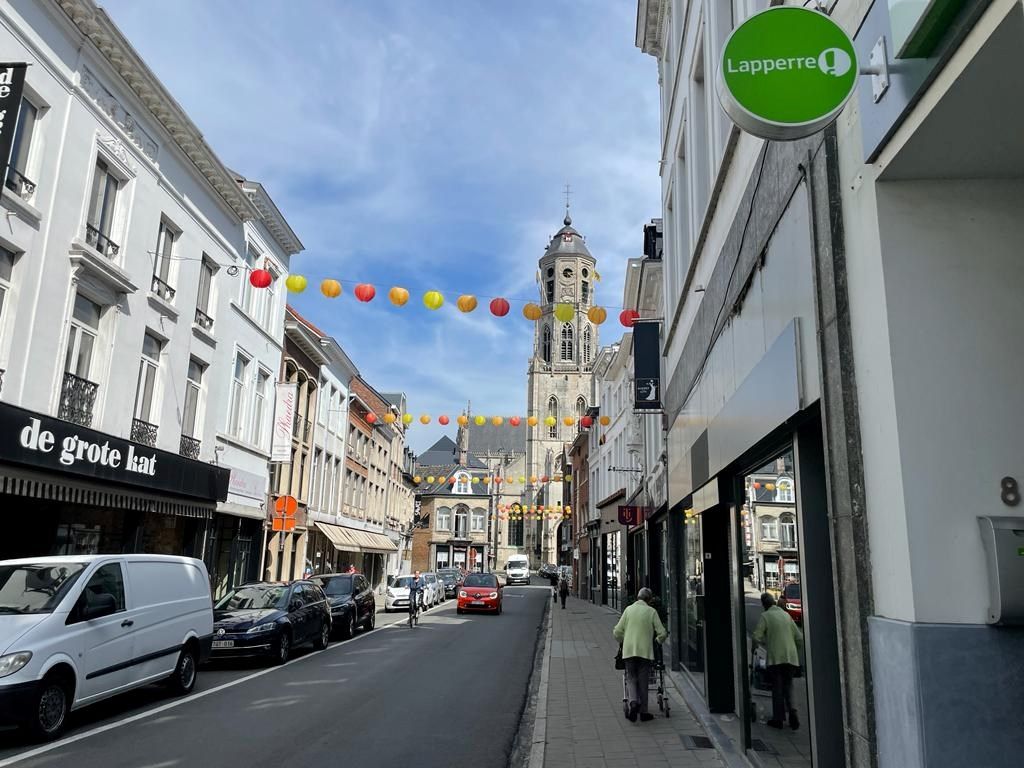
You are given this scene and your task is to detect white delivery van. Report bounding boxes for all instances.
[504,555,531,585]
[0,554,213,740]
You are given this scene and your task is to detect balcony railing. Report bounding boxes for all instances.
[179,434,201,460]
[59,372,99,427]
[130,418,158,447]
[85,224,120,258]
[4,167,36,200]
[151,275,176,302]
[194,307,214,331]
[292,414,311,442]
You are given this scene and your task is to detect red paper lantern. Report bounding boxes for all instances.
[489,297,510,317]
[753,482,761,489]
[619,309,640,327]
[494,477,503,484]
[354,283,376,302]
[366,413,377,424]
[448,476,456,484]
[580,415,593,428]
[438,415,450,425]
[509,416,521,427]
[249,269,272,288]
[541,475,549,483]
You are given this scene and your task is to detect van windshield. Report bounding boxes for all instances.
[0,563,87,614]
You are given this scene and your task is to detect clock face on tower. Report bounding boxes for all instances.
[562,267,574,280]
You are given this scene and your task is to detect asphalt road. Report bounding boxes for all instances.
[0,579,551,768]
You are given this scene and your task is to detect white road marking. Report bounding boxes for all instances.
[0,622,399,767]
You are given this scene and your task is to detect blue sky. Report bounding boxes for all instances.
[102,0,661,453]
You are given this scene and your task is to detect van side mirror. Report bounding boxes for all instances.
[81,592,117,621]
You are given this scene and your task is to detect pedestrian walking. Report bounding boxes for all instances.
[557,574,569,609]
[612,587,668,723]
[752,592,804,731]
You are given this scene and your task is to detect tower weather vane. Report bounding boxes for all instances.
[563,183,572,218]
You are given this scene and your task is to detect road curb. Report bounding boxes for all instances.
[527,596,554,768]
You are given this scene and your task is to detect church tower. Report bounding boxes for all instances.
[525,213,598,565]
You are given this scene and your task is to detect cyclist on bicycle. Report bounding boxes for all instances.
[408,570,425,625]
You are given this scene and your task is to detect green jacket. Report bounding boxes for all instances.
[752,606,803,667]
[613,600,668,661]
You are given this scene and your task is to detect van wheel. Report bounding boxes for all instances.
[167,645,198,695]
[273,630,291,665]
[25,674,71,741]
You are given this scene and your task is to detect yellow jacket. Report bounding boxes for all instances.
[613,600,668,661]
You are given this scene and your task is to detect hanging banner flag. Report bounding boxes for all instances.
[271,382,298,462]
[632,319,662,410]
[618,506,652,526]
[0,64,29,180]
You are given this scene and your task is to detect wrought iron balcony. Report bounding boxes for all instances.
[194,307,214,331]
[4,167,36,200]
[59,372,99,427]
[292,413,311,442]
[130,418,158,447]
[179,434,201,460]
[85,224,120,258]
[151,275,176,302]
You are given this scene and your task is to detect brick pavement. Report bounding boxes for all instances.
[540,594,725,768]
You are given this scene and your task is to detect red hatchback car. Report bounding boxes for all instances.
[456,572,503,615]
[781,581,802,624]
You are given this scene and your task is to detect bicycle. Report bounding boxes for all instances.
[408,592,422,627]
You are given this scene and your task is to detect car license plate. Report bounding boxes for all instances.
[212,640,234,649]
[471,600,485,606]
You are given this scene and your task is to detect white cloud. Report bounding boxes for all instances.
[101,0,661,452]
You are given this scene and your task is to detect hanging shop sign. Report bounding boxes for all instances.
[632,320,662,411]
[618,506,652,526]
[0,64,28,179]
[0,402,229,500]
[717,7,858,140]
[270,382,298,462]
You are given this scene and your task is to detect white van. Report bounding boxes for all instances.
[504,555,531,585]
[0,554,213,740]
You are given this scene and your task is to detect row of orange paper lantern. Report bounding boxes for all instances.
[366,412,613,428]
[262,274,642,328]
[413,474,572,485]
[498,504,572,513]
[500,513,571,521]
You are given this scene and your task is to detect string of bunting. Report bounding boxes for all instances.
[247,270,643,328]
[497,503,572,521]
[412,473,573,487]
[366,412,613,428]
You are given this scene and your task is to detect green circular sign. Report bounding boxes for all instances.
[717,7,858,141]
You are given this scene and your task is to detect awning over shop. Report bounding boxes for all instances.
[0,469,214,519]
[350,529,398,554]
[315,522,362,553]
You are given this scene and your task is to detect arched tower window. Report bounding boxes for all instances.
[581,325,592,365]
[560,323,574,361]
[542,325,551,363]
[576,397,587,433]
[547,397,558,439]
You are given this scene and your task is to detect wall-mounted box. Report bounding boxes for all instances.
[978,516,1024,625]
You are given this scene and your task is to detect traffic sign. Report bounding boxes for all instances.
[717,7,858,140]
[275,495,298,517]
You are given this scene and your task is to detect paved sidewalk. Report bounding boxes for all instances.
[541,596,725,768]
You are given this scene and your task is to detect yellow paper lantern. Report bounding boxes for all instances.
[766,483,776,491]
[457,294,478,313]
[518,475,525,483]
[554,302,574,322]
[285,274,308,293]
[563,416,575,426]
[423,291,444,310]
[544,415,557,427]
[383,412,396,424]
[420,414,431,424]
[471,477,479,484]
[389,286,409,306]
[588,306,607,325]
[492,416,503,427]
[427,476,435,483]
[482,477,491,485]
[321,279,342,298]
[565,474,573,482]
[413,475,421,483]
[530,475,538,483]
[599,415,611,426]
[527,416,538,427]
[474,415,486,426]
[457,414,469,426]
[402,413,413,425]
[523,303,543,321]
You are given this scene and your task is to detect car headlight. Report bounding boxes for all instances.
[459,590,468,598]
[386,589,395,597]
[786,603,800,610]
[0,652,32,679]
[246,623,277,634]
[489,592,499,599]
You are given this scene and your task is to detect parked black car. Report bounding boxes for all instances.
[538,563,558,583]
[437,568,465,599]
[210,581,331,665]
[311,572,376,638]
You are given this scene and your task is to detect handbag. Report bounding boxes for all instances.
[614,645,625,670]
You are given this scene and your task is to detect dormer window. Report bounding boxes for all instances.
[454,472,471,494]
